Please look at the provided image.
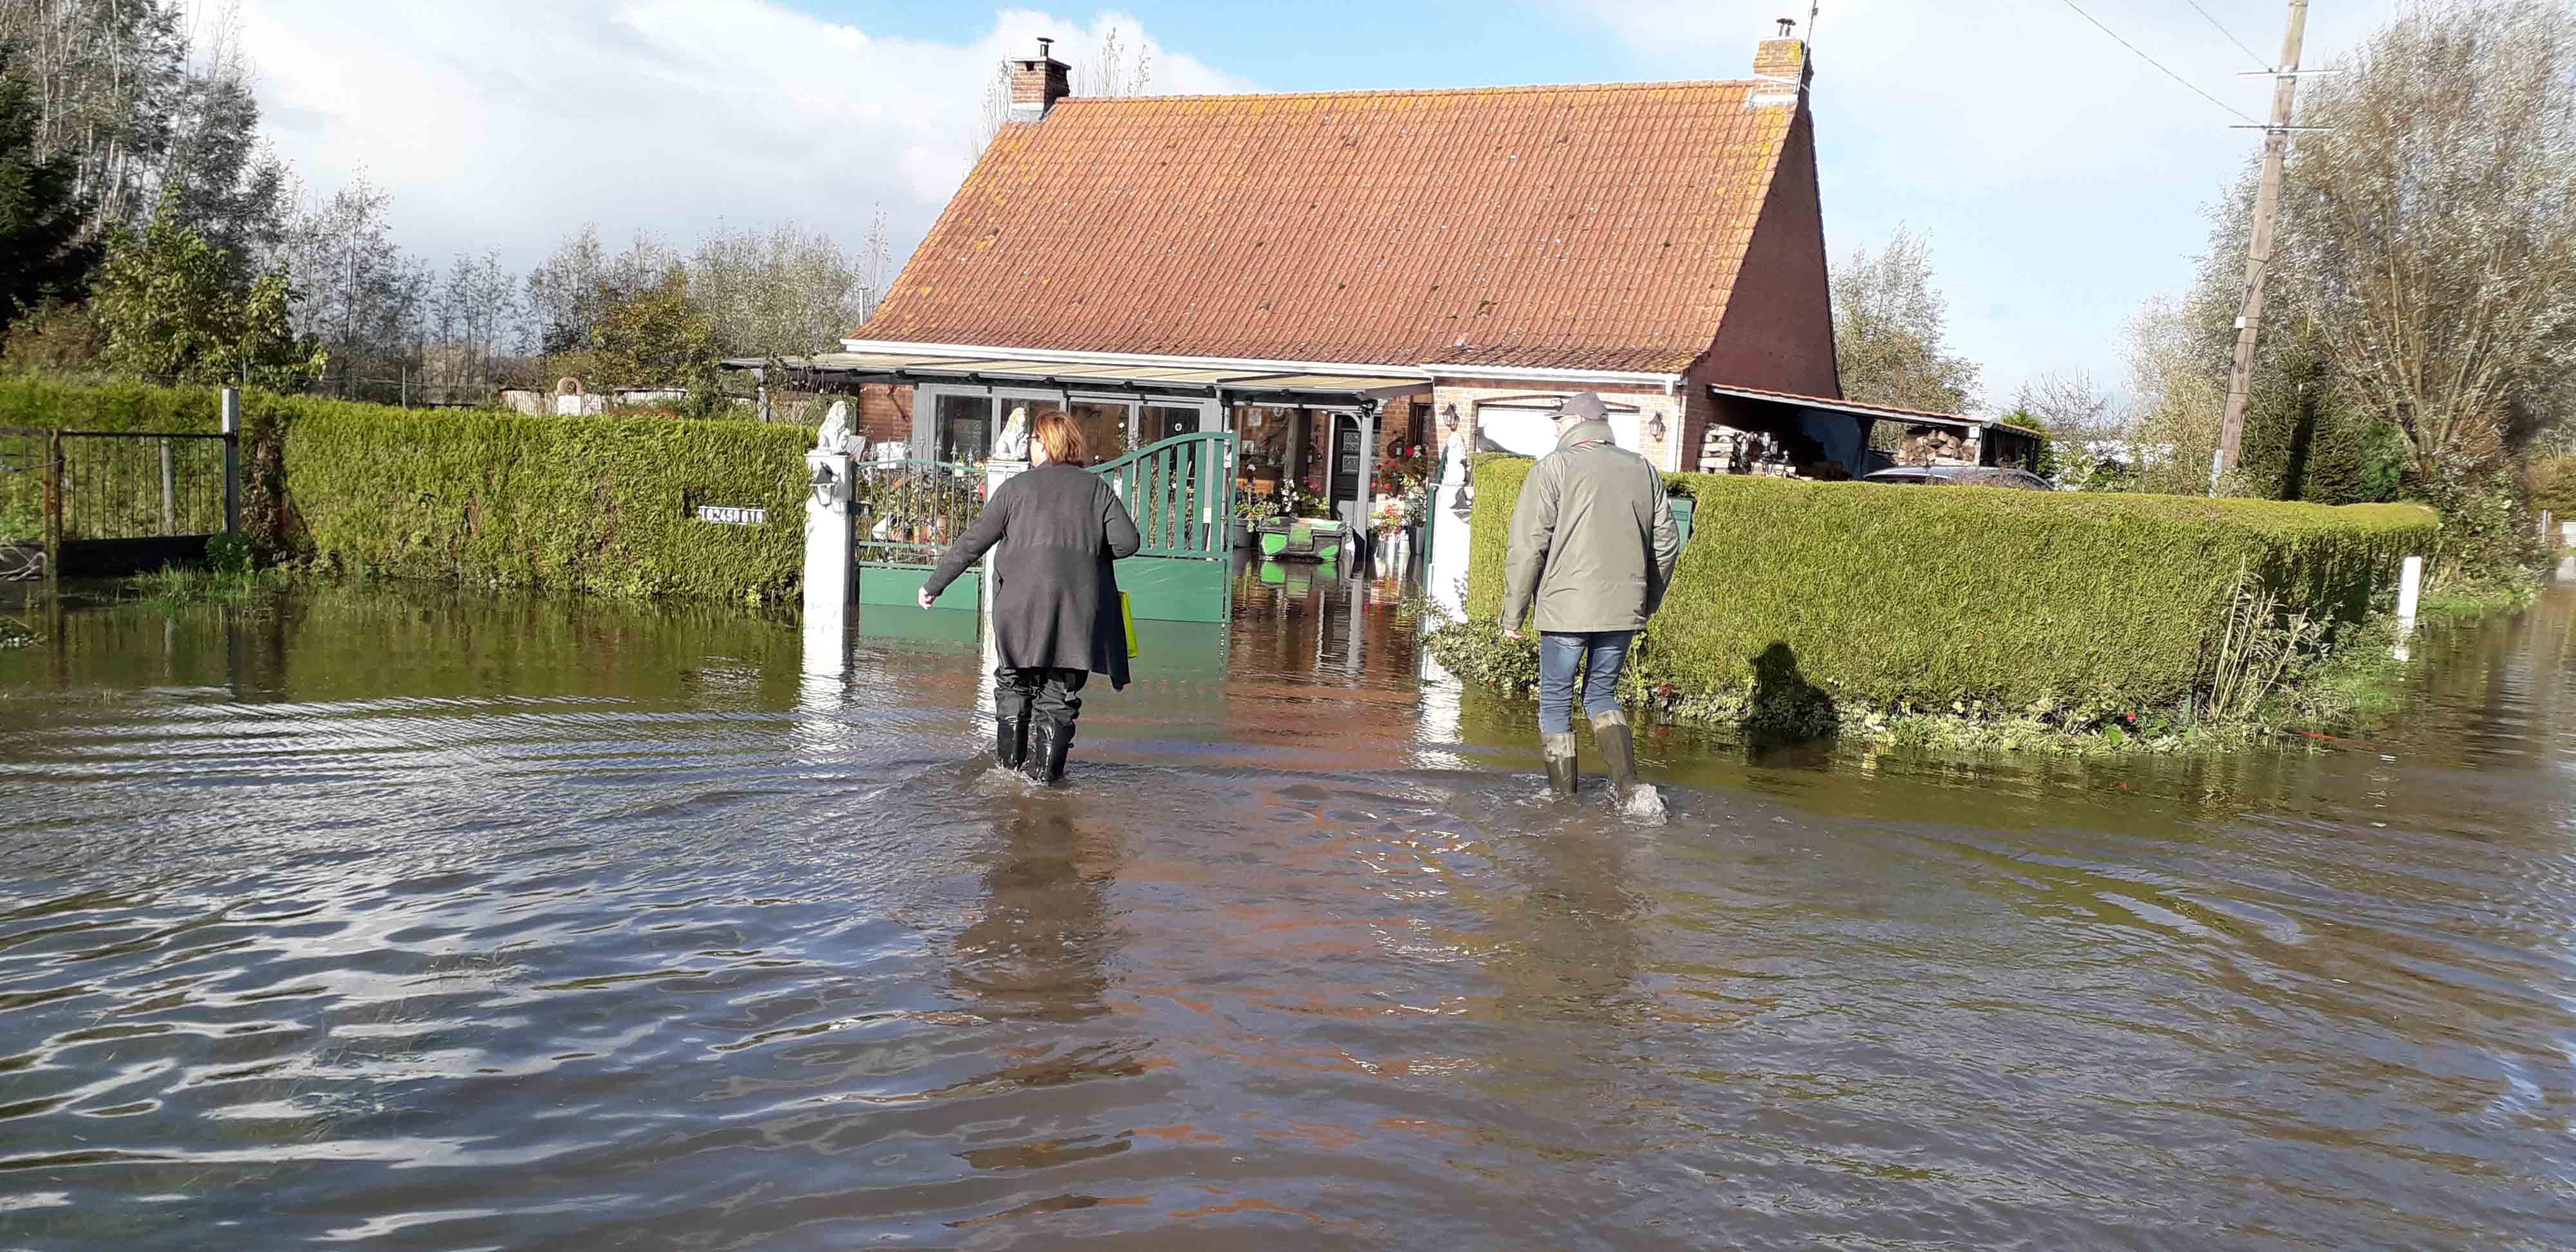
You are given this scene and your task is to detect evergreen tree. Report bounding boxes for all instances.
[0,52,101,332]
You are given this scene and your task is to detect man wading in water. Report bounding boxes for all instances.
[1500,392,1681,811]
[920,411,1141,784]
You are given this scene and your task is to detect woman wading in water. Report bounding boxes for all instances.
[920,410,1141,783]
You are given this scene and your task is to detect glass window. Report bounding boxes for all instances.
[1300,409,1335,500]
[1230,406,1293,495]
[1141,404,1200,445]
[935,394,992,463]
[1067,401,1130,465]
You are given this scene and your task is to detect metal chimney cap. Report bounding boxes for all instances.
[1775,17,1796,36]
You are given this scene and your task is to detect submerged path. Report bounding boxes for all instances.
[0,567,2570,1247]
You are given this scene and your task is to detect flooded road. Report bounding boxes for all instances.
[1,565,2571,1248]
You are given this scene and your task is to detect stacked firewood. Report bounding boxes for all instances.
[1899,426,1974,466]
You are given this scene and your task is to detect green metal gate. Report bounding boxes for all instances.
[1093,432,1236,623]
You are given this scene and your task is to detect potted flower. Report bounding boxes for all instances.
[1232,491,1281,549]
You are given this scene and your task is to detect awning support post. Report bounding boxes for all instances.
[1351,398,1380,579]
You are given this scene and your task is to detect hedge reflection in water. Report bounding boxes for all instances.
[0,567,2570,1248]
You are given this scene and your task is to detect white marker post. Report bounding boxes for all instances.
[2394,555,2423,662]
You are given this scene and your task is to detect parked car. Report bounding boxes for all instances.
[1861,465,2054,491]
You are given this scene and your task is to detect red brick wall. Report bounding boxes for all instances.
[1683,102,1840,462]
[857,384,911,446]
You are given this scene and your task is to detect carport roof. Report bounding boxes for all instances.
[723,350,1432,406]
[1708,384,2043,436]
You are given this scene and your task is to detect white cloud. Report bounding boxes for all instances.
[1560,0,2397,407]
[236,3,1254,279]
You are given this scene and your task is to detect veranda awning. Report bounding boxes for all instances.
[722,351,1432,408]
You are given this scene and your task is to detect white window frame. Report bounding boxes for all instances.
[913,383,1218,462]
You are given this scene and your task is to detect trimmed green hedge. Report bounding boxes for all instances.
[0,375,227,433]
[5,375,815,602]
[1466,455,2438,714]
[280,401,811,600]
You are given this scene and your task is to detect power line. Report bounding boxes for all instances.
[2179,0,2271,68]
[2056,0,2259,123]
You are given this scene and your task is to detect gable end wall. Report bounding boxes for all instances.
[1682,103,1841,462]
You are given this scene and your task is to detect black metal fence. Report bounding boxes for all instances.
[852,461,986,567]
[1,426,238,581]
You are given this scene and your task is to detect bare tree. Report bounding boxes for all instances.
[275,169,430,387]
[2014,370,2116,440]
[1077,26,1152,97]
[427,250,518,384]
[858,203,891,321]
[1830,224,1984,415]
[2278,0,2576,488]
[971,57,1012,153]
[972,26,1155,152]
[2122,294,2230,495]
[687,221,866,362]
[0,0,283,254]
[524,225,673,355]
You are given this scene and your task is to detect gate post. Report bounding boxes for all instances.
[160,439,176,535]
[802,437,856,621]
[220,387,243,537]
[1425,432,1472,623]
[42,429,61,583]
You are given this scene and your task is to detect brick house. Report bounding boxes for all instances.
[750,26,2029,524]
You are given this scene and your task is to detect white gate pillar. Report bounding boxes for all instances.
[804,442,856,623]
[1426,430,1472,623]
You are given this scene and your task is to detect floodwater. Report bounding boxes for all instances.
[1,560,2571,1249]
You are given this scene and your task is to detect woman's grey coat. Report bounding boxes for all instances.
[923,464,1141,688]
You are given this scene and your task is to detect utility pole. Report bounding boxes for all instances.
[2211,0,2311,492]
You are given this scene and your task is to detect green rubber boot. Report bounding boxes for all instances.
[1542,732,1578,799]
[1590,710,1639,802]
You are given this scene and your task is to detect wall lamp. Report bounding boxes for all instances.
[1442,403,1459,433]
[1648,411,1667,441]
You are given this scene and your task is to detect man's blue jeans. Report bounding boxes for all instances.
[1537,631,1635,735]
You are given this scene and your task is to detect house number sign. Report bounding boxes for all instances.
[695,505,768,526]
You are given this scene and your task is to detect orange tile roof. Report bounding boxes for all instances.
[857,81,1804,374]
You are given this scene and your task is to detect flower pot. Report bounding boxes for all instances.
[1229,518,1251,549]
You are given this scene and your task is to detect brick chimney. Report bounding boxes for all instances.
[1009,38,1072,123]
[1754,17,1810,88]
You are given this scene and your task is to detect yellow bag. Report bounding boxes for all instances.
[1122,592,1141,659]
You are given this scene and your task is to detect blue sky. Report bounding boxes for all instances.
[239,1,2402,408]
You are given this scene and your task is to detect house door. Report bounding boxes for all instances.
[1327,413,1362,504]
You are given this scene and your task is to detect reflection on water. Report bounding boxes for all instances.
[1,569,2572,1248]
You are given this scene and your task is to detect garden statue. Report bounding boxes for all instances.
[993,405,1031,461]
[987,405,1033,495]
[815,401,857,456]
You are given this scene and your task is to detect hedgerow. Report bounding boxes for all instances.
[1459,454,2438,719]
[277,399,811,601]
[5,375,816,602]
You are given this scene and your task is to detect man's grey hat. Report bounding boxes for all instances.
[1557,391,1609,423]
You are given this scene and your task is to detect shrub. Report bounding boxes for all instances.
[276,397,811,601]
[0,373,224,432]
[2523,455,2576,529]
[1462,455,2437,718]
[1,375,816,603]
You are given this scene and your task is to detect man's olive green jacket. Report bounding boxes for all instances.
[1499,420,1681,634]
